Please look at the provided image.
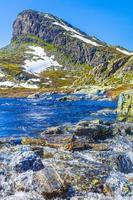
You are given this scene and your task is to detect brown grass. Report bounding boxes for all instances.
[0,87,74,98]
[106,84,133,99]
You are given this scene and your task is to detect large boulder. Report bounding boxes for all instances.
[74,120,112,141]
[13,165,68,199]
[13,152,44,173]
[117,90,133,122]
[42,133,75,150]
[117,153,133,174]
[33,165,68,199]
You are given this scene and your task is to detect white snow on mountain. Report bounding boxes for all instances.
[53,22,101,46]
[23,46,62,74]
[53,22,83,36]
[71,34,101,46]
[20,82,39,89]
[116,48,133,56]
[0,80,39,89]
[0,81,15,87]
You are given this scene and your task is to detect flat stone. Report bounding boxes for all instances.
[22,138,46,146]
[43,134,75,150]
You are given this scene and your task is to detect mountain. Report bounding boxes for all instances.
[0,9,132,92]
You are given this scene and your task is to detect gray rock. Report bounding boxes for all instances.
[117,153,133,174]
[112,122,133,135]
[75,120,112,141]
[58,95,84,102]
[14,153,44,173]
[41,126,64,135]
[117,90,133,122]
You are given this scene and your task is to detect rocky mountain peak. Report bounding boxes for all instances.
[0,9,132,90]
[12,9,105,47]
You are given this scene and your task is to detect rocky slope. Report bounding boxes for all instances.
[0,9,132,91]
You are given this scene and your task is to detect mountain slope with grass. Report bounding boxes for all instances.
[0,9,132,94]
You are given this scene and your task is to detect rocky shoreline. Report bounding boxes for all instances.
[0,84,130,99]
[0,90,132,200]
[0,118,133,200]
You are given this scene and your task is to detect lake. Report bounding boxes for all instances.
[0,94,117,138]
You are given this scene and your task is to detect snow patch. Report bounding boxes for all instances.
[0,81,15,87]
[20,82,39,89]
[28,78,40,82]
[116,48,133,56]
[53,22,83,36]
[0,80,39,89]
[53,22,101,46]
[23,46,62,74]
[71,34,101,46]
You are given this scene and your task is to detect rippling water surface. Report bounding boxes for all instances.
[0,94,117,138]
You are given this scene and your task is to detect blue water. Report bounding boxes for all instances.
[0,94,117,138]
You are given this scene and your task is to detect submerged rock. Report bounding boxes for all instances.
[27,92,40,99]
[117,90,133,122]
[58,95,84,102]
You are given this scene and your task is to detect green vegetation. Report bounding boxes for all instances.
[0,43,26,77]
[0,34,132,93]
[40,70,76,88]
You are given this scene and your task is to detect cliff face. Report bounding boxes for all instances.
[12,10,123,67]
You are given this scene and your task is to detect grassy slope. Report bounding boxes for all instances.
[0,34,93,88]
[0,34,132,97]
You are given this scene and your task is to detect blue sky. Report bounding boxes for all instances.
[0,0,133,50]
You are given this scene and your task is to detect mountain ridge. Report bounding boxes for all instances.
[0,9,132,93]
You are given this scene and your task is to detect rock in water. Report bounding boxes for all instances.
[58,95,84,102]
[41,126,64,135]
[117,90,133,122]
